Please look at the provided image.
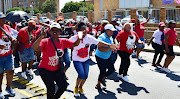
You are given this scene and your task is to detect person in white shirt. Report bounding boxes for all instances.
[69,22,116,97]
[148,22,166,67]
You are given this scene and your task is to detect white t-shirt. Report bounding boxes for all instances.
[69,34,99,62]
[152,29,163,45]
[73,30,78,35]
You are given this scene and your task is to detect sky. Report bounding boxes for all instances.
[59,0,83,11]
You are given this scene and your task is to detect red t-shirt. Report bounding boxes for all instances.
[0,25,13,57]
[18,27,36,48]
[39,38,74,71]
[164,28,178,46]
[95,25,101,32]
[135,22,145,38]
[86,28,97,37]
[116,31,139,53]
[35,26,41,38]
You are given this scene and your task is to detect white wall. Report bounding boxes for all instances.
[0,0,2,12]
[3,0,12,14]
[119,0,150,9]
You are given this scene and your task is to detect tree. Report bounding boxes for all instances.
[42,0,57,13]
[6,7,23,14]
[25,8,42,14]
[61,1,94,13]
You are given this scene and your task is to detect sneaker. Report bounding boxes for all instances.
[95,85,102,90]
[0,92,4,99]
[137,56,142,61]
[27,69,34,76]
[74,88,80,97]
[21,72,27,79]
[160,67,171,73]
[101,80,106,87]
[178,82,180,87]
[117,74,123,78]
[78,88,84,94]
[156,63,162,67]
[5,88,15,97]
[122,76,129,82]
[152,63,156,66]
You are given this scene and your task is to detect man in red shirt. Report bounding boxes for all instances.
[135,14,151,60]
[0,12,16,98]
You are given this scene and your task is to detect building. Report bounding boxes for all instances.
[94,0,180,22]
[0,0,13,14]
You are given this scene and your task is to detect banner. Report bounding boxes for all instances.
[174,0,180,5]
[162,0,173,5]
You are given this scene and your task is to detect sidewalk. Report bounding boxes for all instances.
[143,44,180,56]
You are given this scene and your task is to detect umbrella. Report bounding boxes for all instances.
[6,11,30,23]
[55,16,64,22]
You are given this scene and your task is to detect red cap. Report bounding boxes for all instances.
[131,19,135,23]
[159,22,166,27]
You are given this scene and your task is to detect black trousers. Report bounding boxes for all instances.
[152,42,165,64]
[95,55,115,82]
[39,68,67,99]
[118,51,131,76]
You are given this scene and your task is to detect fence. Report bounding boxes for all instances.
[63,12,73,19]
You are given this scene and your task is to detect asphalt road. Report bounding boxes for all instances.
[2,51,180,99]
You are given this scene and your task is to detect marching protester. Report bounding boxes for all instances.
[161,20,180,73]
[33,22,81,99]
[0,12,16,98]
[17,20,37,79]
[148,22,166,67]
[116,23,143,82]
[135,14,151,60]
[69,22,116,97]
[95,24,116,90]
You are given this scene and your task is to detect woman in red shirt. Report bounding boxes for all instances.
[161,20,180,73]
[33,22,81,99]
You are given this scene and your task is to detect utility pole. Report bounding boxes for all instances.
[83,0,85,16]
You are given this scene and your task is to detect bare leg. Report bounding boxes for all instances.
[21,62,27,72]
[79,79,86,88]
[28,60,34,70]
[75,78,82,88]
[163,55,175,68]
[64,67,68,72]
[0,73,3,92]
[96,76,106,86]
[6,70,14,89]
[136,48,143,57]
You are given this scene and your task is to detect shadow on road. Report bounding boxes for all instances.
[106,72,120,82]
[95,88,117,99]
[117,82,150,95]
[135,59,149,67]
[154,67,180,81]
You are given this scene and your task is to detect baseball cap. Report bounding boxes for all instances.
[104,24,116,31]
[0,12,6,19]
[168,20,176,24]
[159,22,166,27]
[50,22,61,30]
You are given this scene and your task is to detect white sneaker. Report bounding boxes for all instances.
[122,76,130,82]
[21,72,27,79]
[178,82,180,87]
[117,74,123,78]
[27,69,34,76]
[161,67,171,73]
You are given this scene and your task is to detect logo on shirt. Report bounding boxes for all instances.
[0,39,11,55]
[126,35,136,50]
[77,43,89,58]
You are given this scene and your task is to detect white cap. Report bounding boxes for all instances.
[50,22,61,30]
[104,24,116,31]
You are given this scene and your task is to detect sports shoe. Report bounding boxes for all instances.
[156,63,162,67]
[74,88,80,97]
[5,88,15,97]
[178,82,180,87]
[78,88,84,94]
[160,67,171,73]
[117,74,123,78]
[0,92,4,99]
[21,72,27,79]
[122,76,129,82]
[137,56,142,61]
[26,69,34,76]
[152,63,156,66]
[95,85,102,90]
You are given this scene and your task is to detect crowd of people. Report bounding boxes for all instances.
[0,11,180,99]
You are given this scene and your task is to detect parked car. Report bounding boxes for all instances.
[148,17,159,23]
[76,16,88,23]
[113,15,123,21]
[121,15,147,24]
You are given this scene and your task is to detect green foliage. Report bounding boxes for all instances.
[25,8,41,14]
[61,1,94,13]
[6,7,23,14]
[42,0,57,13]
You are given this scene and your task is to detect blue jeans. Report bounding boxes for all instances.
[63,49,71,68]
[73,60,89,79]
[0,54,14,74]
[18,47,35,62]
[136,37,145,48]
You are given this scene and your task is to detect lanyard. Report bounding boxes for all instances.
[27,27,32,41]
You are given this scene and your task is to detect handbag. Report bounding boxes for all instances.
[17,42,25,52]
[50,38,65,74]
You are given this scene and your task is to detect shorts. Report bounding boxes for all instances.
[166,45,174,56]
[0,54,14,74]
[136,37,145,48]
[18,47,35,62]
